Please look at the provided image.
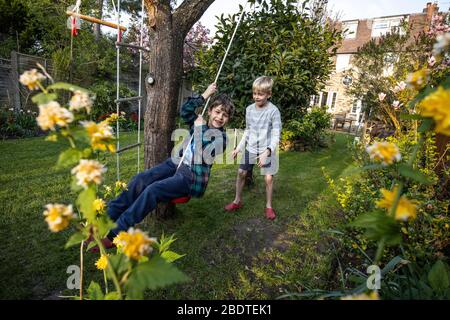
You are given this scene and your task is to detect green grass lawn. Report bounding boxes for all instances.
[0,132,355,299]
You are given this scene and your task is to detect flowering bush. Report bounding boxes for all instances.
[322,30,450,300]
[0,108,40,138]
[21,68,187,300]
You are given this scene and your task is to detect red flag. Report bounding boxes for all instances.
[71,17,78,37]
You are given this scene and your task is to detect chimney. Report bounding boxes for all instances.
[423,2,439,20]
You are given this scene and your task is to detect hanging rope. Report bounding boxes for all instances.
[116,0,121,181]
[177,1,249,169]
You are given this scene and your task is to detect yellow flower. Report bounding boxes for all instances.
[71,159,107,189]
[366,141,401,166]
[341,291,380,300]
[45,134,58,142]
[81,121,116,152]
[104,113,120,125]
[37,101,74,131]
[115,181,128,191]
[419,87,450,136]
[43,204,75,232]
[69,91,93,114]
[93,198,106,212]
[95,254,108,270]
[445,224,449,229]
[19,69,46,90]
[406,69,429,90]
[376,187,417,221]
[113,228,156,261]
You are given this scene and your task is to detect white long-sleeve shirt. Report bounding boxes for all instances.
[236,101,282,154]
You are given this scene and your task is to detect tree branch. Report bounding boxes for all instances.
[173,0,216,37]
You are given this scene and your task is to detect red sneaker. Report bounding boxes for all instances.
[224,201,243,212]
[88,237,116,253]
[265,208,276,220]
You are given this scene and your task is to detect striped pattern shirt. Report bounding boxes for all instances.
[236,101,282,154]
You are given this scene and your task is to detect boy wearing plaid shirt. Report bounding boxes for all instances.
[101,83,233,245]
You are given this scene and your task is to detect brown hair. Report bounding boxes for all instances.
[209,93,235,117]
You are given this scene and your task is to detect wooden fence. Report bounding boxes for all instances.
[0,51,192,114]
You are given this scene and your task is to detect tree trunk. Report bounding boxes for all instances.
[143,0,215,219]
[94,0,103,41]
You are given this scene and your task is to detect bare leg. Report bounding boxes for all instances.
[265,174,274,208]
[233,169,247,204]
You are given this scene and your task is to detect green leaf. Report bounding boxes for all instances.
[77,186,96,222]
[428,260,450,293]
[399,114,425,121]
[418,119,434,133]
[398,164,433,185]
[56,148,83,169]
[65,232,87,249]
[86,241,97,251]
[104,292,120,300]
[86,281,104,300]
[96,216,116,238]
[31,93,58,105]
[126,256,189,299]
[48,82,89,93]
[158,233,177,253]
[161,251,185,263]
[381,256,408,276]
[107,254,131,278]
[351,211,401,245]
[440,74,450,89]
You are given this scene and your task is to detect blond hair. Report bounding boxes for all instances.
[252,76,274,94]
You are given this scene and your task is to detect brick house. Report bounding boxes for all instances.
[313,2,441,129]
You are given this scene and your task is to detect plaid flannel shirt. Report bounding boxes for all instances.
[179,96,227,198]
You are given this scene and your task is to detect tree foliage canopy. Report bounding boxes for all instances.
[190,0,342,126]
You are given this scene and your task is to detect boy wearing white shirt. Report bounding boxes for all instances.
[225,76,282,220]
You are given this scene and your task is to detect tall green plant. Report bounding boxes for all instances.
[19,67,187,300]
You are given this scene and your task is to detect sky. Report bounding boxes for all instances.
[199,0,450,35]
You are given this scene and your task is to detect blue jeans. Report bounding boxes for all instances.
[107,158,192,236]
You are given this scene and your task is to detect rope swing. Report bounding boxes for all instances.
[177,1,249,169]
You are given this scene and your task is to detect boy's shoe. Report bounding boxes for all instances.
[224,201,243,211]
[88,237,116,253]
[265,208,276,220]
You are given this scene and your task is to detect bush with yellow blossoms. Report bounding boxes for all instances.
[22,69,187,300]
[321,31,450,300]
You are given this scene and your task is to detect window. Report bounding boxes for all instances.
[330,92,337,110]
[314,95,320,106]
[350,100,364,124]
[321,92,328,108]
[312,92,337,110]
[336,54,351,72]
[351,100,359,114]
[342,21,358,39]
[382,53,398,76]
[371,16,407,37]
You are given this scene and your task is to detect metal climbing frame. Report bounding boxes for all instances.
[114,0,146,181]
